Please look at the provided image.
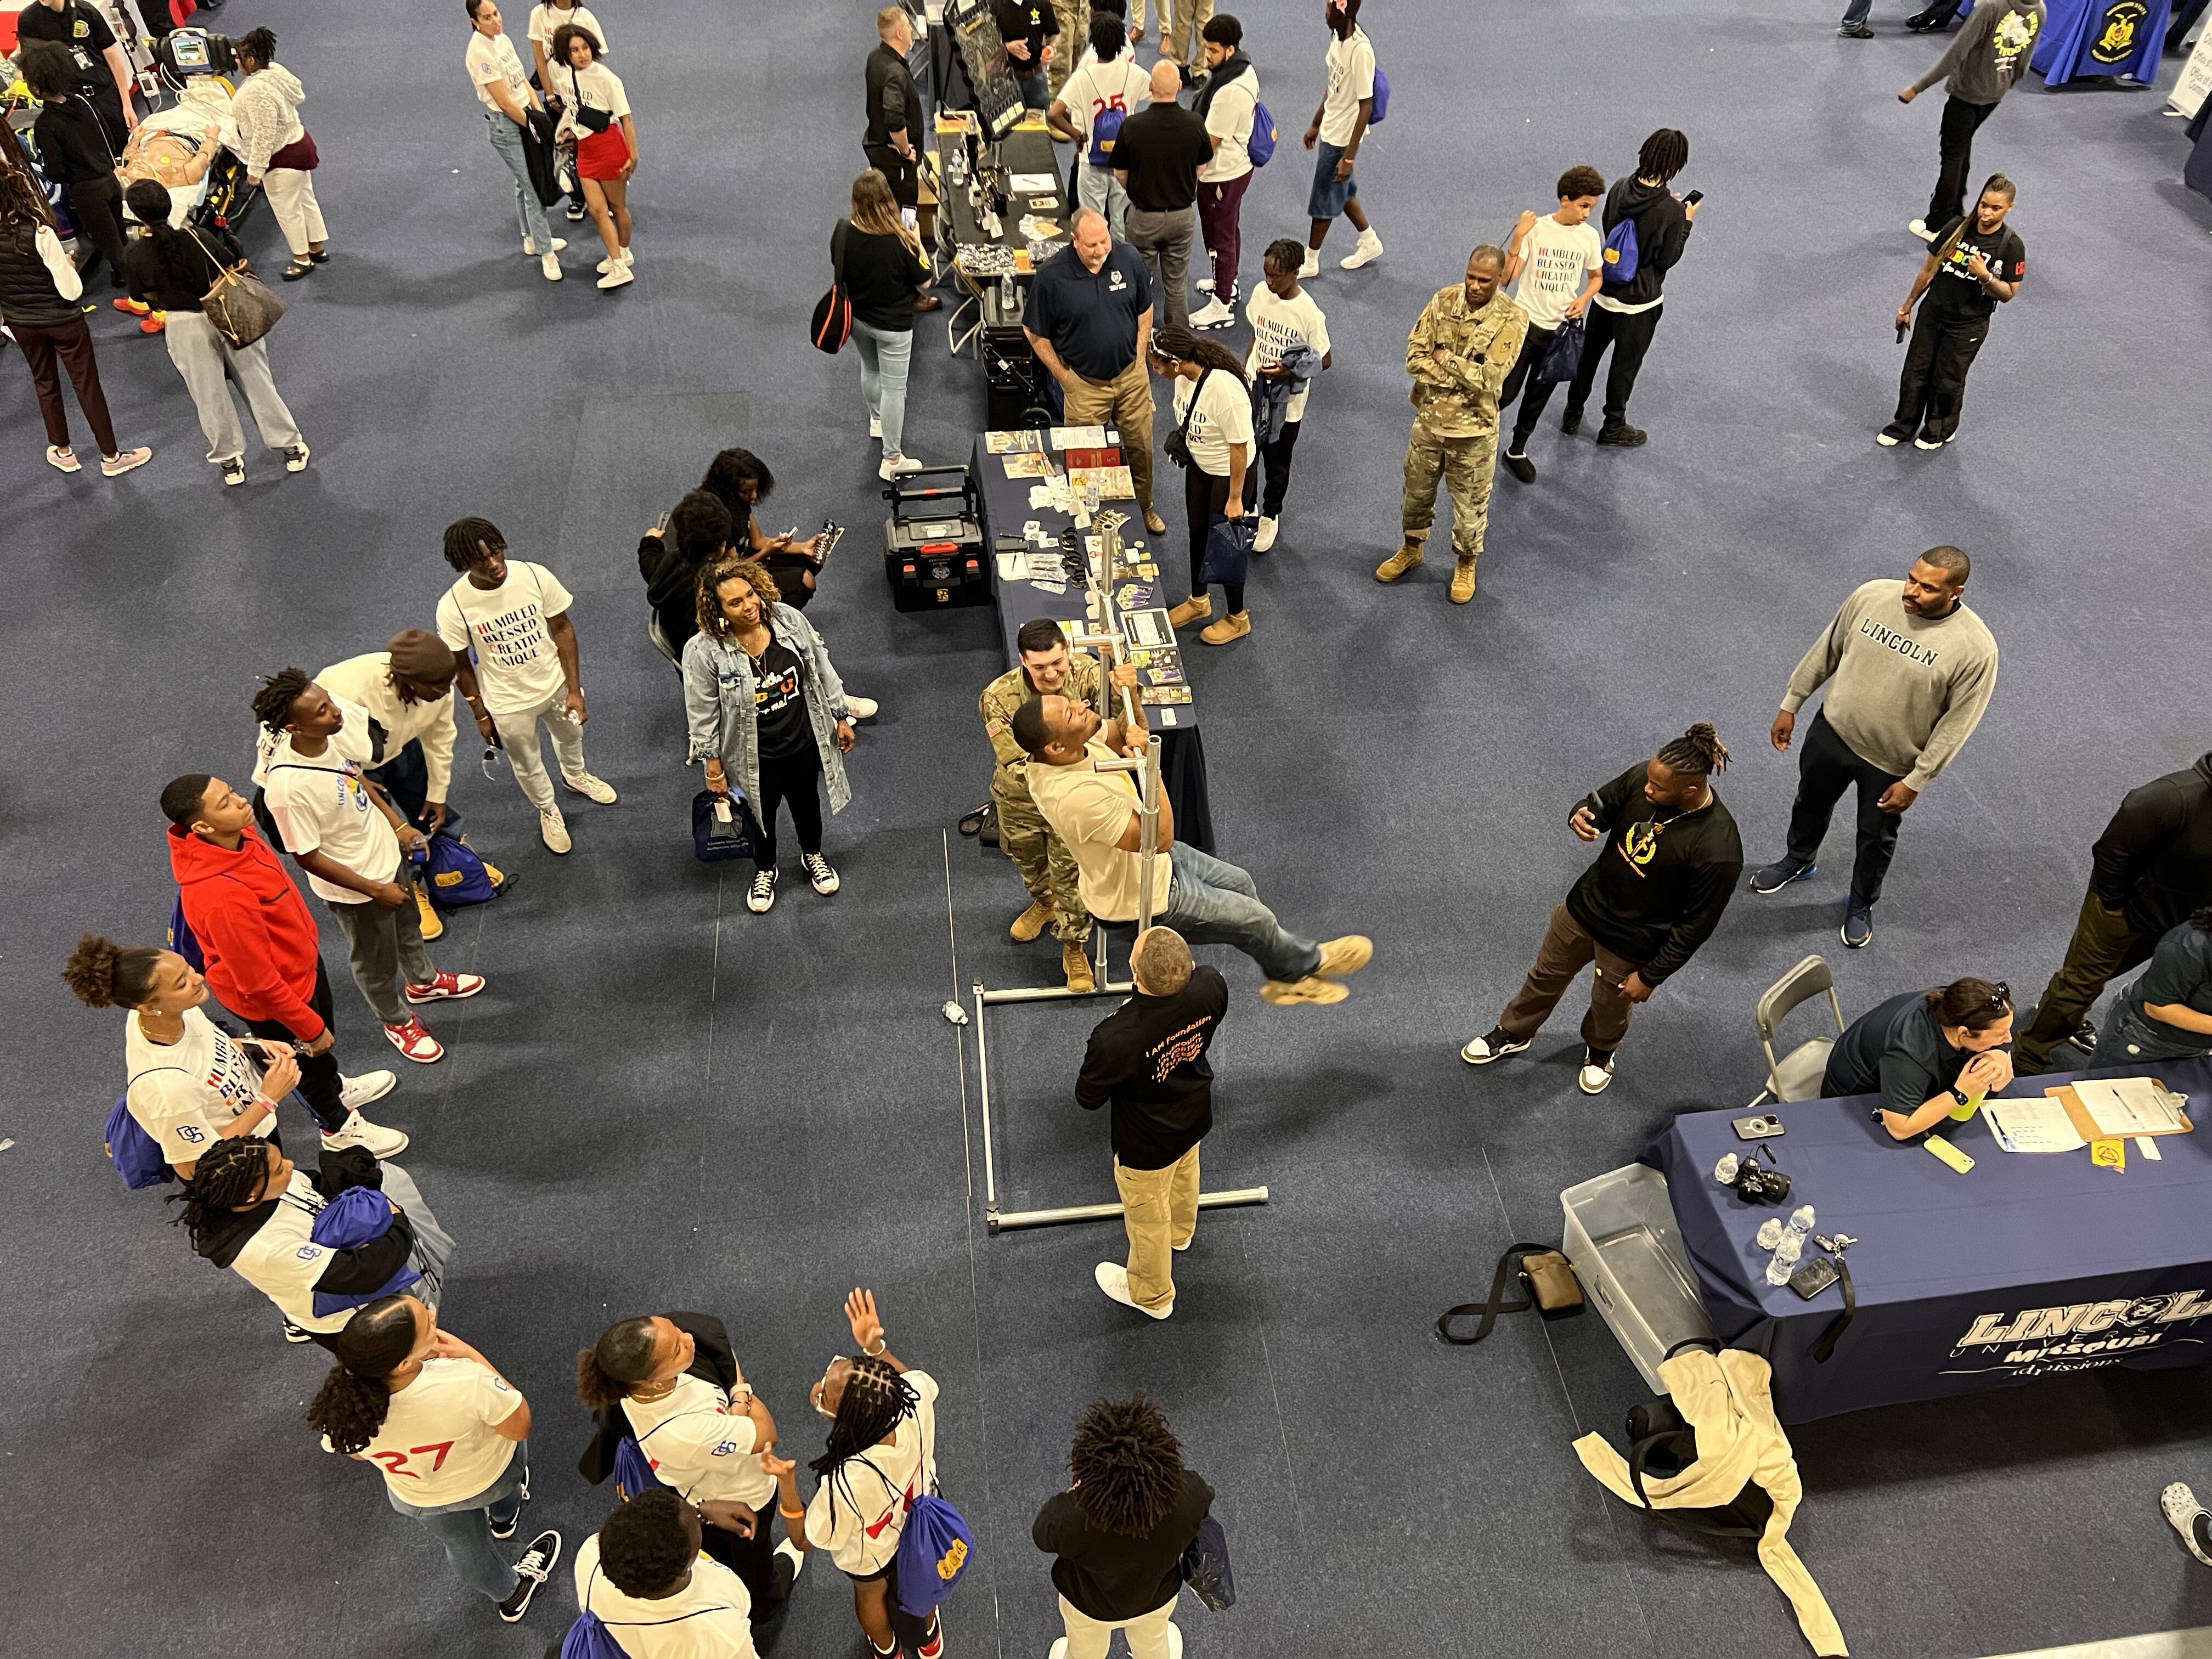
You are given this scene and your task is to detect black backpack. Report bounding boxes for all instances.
[1623,1339,1775,1539]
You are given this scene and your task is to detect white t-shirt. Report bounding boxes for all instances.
[528,2,610,63]
[1058,54,1150,153]
[574,1536,758,1659]
[436,561,577,716]
[1318,28,1376,148]
[804,1369,941,1575]
[1244,286,1331,425]
[465,30,532,113]
[1171,368,1255,477]
[1198,67,1258,183]
[1027,740,1168,925]
[356,1357,523,1507]
[125,1006,274,1167]
[1510,214,1604,331]
[554,60,629,141]
[229,1167,348,1331]
[263,731,402,904]
[622,1373,775,1509]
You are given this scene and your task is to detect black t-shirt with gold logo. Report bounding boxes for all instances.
[1927,217,2026,323]
[1565,761,1745,985]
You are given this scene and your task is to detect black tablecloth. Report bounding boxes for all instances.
[1645,1057,2212,1422]
[973,434,1214,850]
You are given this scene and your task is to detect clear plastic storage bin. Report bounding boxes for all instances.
[1560,1163,1715,1392]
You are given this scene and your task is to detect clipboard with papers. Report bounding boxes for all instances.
[2046,1076,2193,1141]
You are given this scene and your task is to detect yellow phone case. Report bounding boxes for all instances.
[1926,1133,1975,1173]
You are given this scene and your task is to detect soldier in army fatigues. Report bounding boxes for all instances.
[1376,245,1528,606]
[981,618,1103,990]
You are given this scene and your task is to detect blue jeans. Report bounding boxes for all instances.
[375,738,465,837]
[853,320,914,461]
[2101,1002,2212,1065]
[1160,842,1321,983]
[1839,0,1873,24]
[389,1443,529,1601]
[1014,68,1051,110]
[486,112,552,254]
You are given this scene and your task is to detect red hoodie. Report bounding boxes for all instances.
[168,824,328,1041]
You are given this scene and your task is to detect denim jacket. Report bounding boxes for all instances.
[680,605,853,814]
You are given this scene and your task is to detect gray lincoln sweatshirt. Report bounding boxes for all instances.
[1909,1,2047,105]
[1781,579,1999,792]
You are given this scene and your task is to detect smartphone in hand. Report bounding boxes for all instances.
[1683,189,1703,206]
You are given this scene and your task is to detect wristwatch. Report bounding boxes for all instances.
[1948,1086,1972,1109]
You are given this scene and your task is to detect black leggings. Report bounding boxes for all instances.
[1184,464,1243,613]
[1255,419,1300,518]
[240,959,349,1132]
[754,745,825,869]
[66,174,133,290]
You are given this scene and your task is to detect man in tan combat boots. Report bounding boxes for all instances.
[981,619,1102,990]
[1376,245,1527,604]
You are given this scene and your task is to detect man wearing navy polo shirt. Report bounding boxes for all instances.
[1024,208,1167,534]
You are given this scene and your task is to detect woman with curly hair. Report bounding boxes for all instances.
[1149,323,1254,647]
[800,1290,944,1659]
[305,1293,563,1622]
[1032,1392,1214,1659]
[682,556,856,915]
[230,28,330,281]
[549,22,637,289]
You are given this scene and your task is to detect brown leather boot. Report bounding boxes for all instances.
[1009,900,1052,943]
[1375,542,1424,583]
[1450,556,1479,603]
[1063,939,1097,993]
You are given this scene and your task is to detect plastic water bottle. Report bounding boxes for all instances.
[1755,1216,1784,1251]
[1764,1204,1818,1286]
[1713,1153,1741,1187]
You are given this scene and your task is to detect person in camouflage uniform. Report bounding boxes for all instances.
[1377,245,1528,605]
[1047,0,1090,98]
[981,618,1103,990]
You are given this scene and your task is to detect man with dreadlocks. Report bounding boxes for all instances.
[1462,724,1743,1095]
[1032,1392,1213,1659]
[802,1289,947,1659]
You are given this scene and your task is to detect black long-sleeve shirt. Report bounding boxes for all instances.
[1564,763,1743,984]
[2089,754,2212,936]
[864,41,919,147]
[31,94,115,184]
[1074,966,1227,1169]
[1033,1469,1211,1624]
[637,532,709,658]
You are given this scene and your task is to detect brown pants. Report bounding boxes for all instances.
[1498,904,1639,1053]
[2015,888,2152,1074]
[1115,1143,1199,1312]
[12,317,119,454]
[1063,356,1156,514]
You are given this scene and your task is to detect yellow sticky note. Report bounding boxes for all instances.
[2092,1138,2126,1171]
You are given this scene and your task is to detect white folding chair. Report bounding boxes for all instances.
[1750,954,1847,1107]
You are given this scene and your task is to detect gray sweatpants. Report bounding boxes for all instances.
[330,857,436,1026]
[163,309,303,465]
[492,687,589,812]
[1124,205,1195,332]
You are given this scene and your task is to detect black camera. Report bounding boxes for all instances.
[1715,1142,1792,1205]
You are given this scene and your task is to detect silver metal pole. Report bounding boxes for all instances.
[993,1188,1271,1232]
[972,981,997,1221]
[981,980,1133,1006]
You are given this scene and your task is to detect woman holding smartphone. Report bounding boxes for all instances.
[551,24,637,290]
[1822,976,2014,1142]
[1151,324,1255,647]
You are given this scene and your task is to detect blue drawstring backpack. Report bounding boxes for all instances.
[612,1435,668,1500]
[104,1098,174,1189]
[1601,217,1641,287]
[559,1612,629,1659]
[423,832,500,909]
[1246,99,1277,167]
[167,893,207,972]
[894,1489,975,1617]
[1087,103,1128,169]
[307,1187,421,1317]
[1368,66,1390,123]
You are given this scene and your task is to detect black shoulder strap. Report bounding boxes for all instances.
[1812,1255,1856,1365]
[1435,1240,1555,1345]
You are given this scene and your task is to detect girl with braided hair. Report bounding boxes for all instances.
[169,1131,456,1346]
[1149,323,1256,646]
[801,1289,946,1659]
[0,120,151,477]
[304,1293,563,1622]
[1461,722,1743,1096]
[1032,1392,1215,1659]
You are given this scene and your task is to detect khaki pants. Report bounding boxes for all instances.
[1498,904,1639,1054]
[1164,0,1215,68]
[1064,356,1157,515]
[1048,0,1088,97]
[994,786,1091,943]
[1114,1143,1199,1312]
[1058,1593,1180,1659]
[2016,888,2152,1074]
[1401,416,1497,563]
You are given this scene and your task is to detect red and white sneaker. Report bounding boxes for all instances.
[915,1613,944,1659]
[404,971,485,1004]
[383,1018,445,1063]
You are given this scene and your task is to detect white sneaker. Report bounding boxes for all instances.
[801,852,841,895]
[541,251,563,281]
[1252,516,1278,552]
[1094,1261,1173,1319]
[747,867,778,913]
[844,695,880,719]
[774,1538,807,1582]
[597,265,634,290]
[1875,431,1903,448]
[565,772,619,804]
[879,455,924,479]
[540,805,572,854]
[868,415,883,439]
[321,1110,410,1158]
[1194,275,1216,292]
[1188,296,1235,330]
[523,236,569,256]
[1578,1048,1617,1094]
[339,1070,398,1110]
[1297,249,1320,279]
[1341,229,1385,270]
[1908,217,1934,241]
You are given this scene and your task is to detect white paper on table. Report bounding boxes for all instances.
[2069,1076,2188,1137]
[1008,172,1059,193]
[1980,1098,2086,1153]
[996,553,1023,580]
[2138,1136,2164,1161]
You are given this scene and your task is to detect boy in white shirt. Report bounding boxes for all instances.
[1300,0,1382,273]
[1189,13,1259,329]
[1048,13,1150,236]
[436,515,619,855]
[1498,165,1606,484]
[575,1492,765,1658]
[252,670,486,1064]
[1243,238,1331,551]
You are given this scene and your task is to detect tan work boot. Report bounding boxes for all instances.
[1166,593,1212,629]
[1009,900,1052,943]
[414,885,445,942]
[1375,541,1424,583]
[1450,556,1479,603]
[1261,975,1351,1006]
[1063,939,1097,993]
[1199,611,1251,646]
[1316,935,1373,978]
